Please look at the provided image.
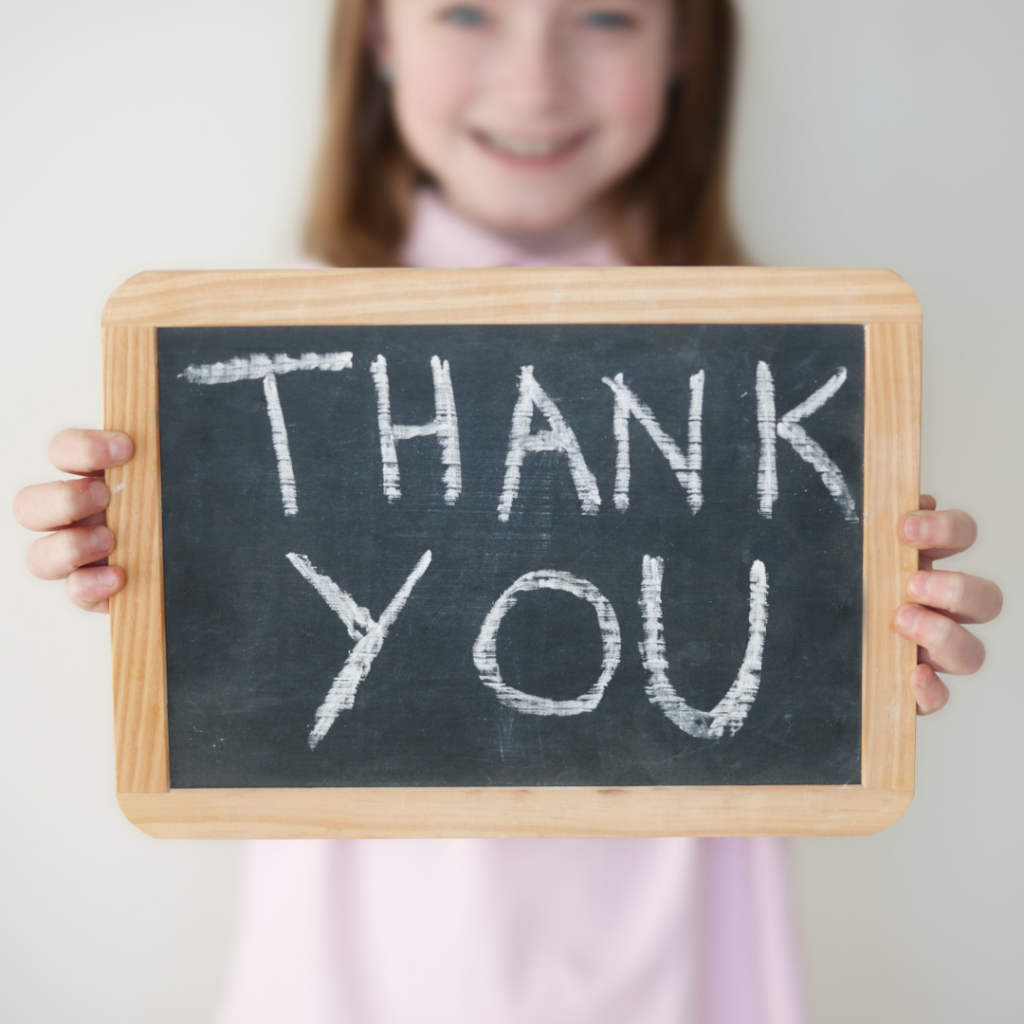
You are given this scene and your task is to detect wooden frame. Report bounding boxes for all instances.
[103,268,921,838]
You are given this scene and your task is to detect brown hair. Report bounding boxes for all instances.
[306,0,739,268]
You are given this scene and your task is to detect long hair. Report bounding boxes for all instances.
[306,0,739,267]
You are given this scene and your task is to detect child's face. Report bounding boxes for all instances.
[380,0,676,238]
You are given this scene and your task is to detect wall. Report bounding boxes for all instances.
[1,1,1020,1020]
[730,2,1023,1020]
[0,3,333,1021]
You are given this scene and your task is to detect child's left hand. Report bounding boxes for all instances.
[895,495,1002,715]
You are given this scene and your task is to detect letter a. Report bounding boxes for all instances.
[497,366,600,522]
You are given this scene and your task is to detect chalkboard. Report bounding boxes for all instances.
[103,268,921,837]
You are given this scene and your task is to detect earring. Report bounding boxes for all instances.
[379,64,395,84]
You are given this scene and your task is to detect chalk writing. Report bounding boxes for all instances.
[756,361,857,521]
[603,370,704,513]
[498,366,601,522]
[287,550,432,748]
[639,556,769,739]
[159,323,865,789]
[472,570,622,715]
[180,351,353,515]
[370,354,462,505]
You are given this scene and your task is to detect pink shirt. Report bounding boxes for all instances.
[215,192,806,1024]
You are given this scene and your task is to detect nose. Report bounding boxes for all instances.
[487,12,572,117]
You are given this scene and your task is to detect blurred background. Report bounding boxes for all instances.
[1,0,1020,1020]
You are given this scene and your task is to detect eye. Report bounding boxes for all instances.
[440,5,489,28]
[583,9,636,30]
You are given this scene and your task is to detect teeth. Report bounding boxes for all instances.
[479,132,578,159]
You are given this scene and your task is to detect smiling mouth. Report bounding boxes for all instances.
[470,129,589,165]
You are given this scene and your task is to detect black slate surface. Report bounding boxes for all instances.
[157,323,864,788]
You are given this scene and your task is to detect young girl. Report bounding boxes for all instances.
[14,0,1002,1020]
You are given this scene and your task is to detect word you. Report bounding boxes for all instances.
[180,350,857,522]
[287,548,768,751]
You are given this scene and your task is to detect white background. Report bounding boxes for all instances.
[1,1,1020,1020]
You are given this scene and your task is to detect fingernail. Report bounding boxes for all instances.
[108,436,132,462]
[902,514,922,541]
[917,669,935,691]
[98,566,119,588]
[92,526,114,553]
[89,479,109,508]
[896,604,920,632]
[907,571,929,600]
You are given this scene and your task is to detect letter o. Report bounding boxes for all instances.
[472,570,621,716]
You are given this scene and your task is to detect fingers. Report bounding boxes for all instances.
[13,477,110,532]
[909,663,950,716]
[898,497,996,711]
[906,570,1003,625]
[894,603,986,675]
[25,524,115,581]
[16,428,132,615]
[48,428,133,475]
[65,565,124,613]
[898,507,977,561]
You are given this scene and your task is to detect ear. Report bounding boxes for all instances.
[364,1,393,76]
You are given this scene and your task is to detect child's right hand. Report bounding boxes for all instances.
[13,428,134,613]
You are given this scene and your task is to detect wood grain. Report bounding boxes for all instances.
[103,268,922,835]
[104,326,169,793]
[118,784,913,839]
[102,268,921,328]
[862,323,921,790]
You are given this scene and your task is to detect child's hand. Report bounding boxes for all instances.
[13,428,134,613]
[896,495,1002,715]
